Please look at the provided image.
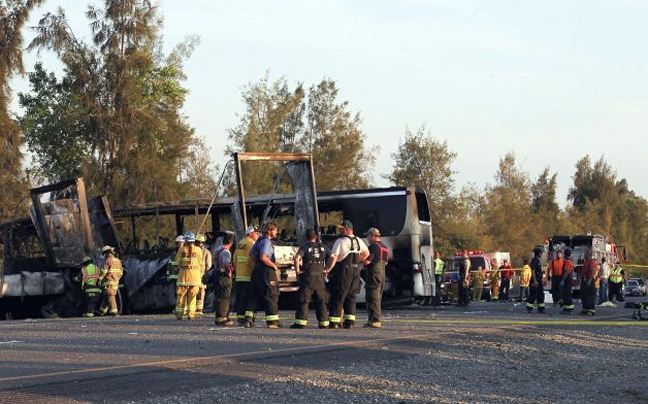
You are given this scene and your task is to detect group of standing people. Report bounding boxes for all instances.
[77,245,124,317]
[170,219,389,329]
[526,247,626,316]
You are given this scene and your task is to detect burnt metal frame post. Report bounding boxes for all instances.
[231,152,320,237]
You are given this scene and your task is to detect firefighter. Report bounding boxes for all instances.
[498,260,512,301]
[325,220,369,329]
[548,250,564,306]
[433,251,444,306]
[233,226,259,325]
[98,246,124,316]
[526,247,546,313]
[206,232,235,325]
[76,256,102,317]
[489,259,500,301]
[290,228,330,329]
[362,227,389,328]
[608,263,625,303]
[580,253,598,315]
[166,235,184,283]
[560,249,575,314]
[518,259,532,302]
[195,233,212,316]
[245,223,282,329]
[471,266,484,302]
[175,231,203,321]
[457,250,471,307]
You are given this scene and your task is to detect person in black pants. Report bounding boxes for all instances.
[290,229,330,329]
[526,248,546,313]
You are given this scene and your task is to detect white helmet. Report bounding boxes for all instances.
[102,245,115,253]
[175,235,185,243]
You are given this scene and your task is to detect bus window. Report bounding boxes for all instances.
[416,190,430,222]
[343,195,406,236]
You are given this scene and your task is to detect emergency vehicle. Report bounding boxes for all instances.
[440,251,510,302]
[543,234,626,297]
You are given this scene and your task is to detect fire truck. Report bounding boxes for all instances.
[543,234,626,297]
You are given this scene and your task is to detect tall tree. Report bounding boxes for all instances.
[21,1,200,205]
[482,152,534,264]
[530,167,561,239]
[385,126,457,251]
[0,0,44,222]
[226,75,375,194]
[225,74,305,195]
[301,78,375,191]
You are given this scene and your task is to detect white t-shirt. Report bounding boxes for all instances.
[330,235,369,263]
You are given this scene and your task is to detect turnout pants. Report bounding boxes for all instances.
[499,278,510,301]
[550,277,562,304]
[175,285,200,320]
[561,278,574,311]
[196,285,206,314]
[608,282,624,302]
[457,276,469,306]
[365,263,385,325]
[328,263,360,325]
[246,265,280,325]
[294,271,329,327]
[84,292,101,316]
[214,273,232,323]
[100,286,119,315]
[434,274,443,305]
[235,281,252,323]
[581,279,597,314]
[490,279,500,300]
[526,283,545,312]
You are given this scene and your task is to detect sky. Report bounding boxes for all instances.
[10,0,648,205]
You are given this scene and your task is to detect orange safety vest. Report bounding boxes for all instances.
[550,258,564,276]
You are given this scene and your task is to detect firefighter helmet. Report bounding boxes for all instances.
[175,235,185,243]
[82,256,92,263]
[184,231,196,242]
[102,245,114,253]
[196,234,206,243]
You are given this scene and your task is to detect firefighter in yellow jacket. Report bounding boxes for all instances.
[195,233,212,316]
[233,226,259,325]
[489,259,501,301]
[98,246,123,316]
[175,231,203,321]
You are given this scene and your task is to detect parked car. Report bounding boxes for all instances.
[624,279,647,297]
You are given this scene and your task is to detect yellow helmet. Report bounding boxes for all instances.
[196,234,207,243]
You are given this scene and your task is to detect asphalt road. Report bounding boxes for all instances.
[0,298,646,404]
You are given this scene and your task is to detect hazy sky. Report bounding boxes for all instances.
[11,0,648,204]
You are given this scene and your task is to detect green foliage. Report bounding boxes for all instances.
[226,75,375,195]
[386,126,457,252]
[225,73,305,195]
[302,79,375,191]
[0,0,44,222]
[20,1,203,205]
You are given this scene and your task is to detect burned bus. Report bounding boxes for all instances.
[0,178,120,319]
[112,186,435,309]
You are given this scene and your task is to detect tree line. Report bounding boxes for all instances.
[2,1,647,268]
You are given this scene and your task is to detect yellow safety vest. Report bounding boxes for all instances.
[609,267,623,284]
[234,237,255,282]
[434,258,444,275]
[82,263,102,293]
